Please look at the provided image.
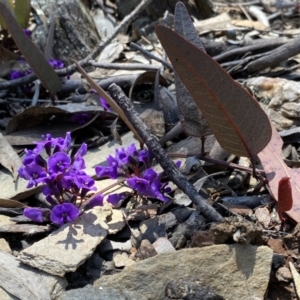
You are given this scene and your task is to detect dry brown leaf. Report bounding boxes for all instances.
[0,133,22,181]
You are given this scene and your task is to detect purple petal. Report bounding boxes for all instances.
[175,161,182,168]
[50,203,79,225]
[20,165,48,188]
[48,152,71,174]
[62,132,71,153]
[107,193,127,206]
[99,97,110,111]
[142,168,158,182]
[127,177,152,195]
[75,143,87,158]
[71,114,92,125]
[73,174,96,190]
[85,194,104,210]
[24,207,43,222]
[48,59,64,69]
[72,156,86,171]
[23,29,31,37]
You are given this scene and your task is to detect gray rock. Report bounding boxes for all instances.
[0,250,66,300]
[100,239,132,253]
[158,212,177,229]
[135,239,157,261]
[95,244,273,300]
[139,217,166,243]
[152,237,175,253]
[169,210,205,249]
[58,284,140,300]
[106,208,126,234]
[18,208,109,276]
[113,253,135,268]
[171,207,194,222]
[165,277,225,300]
[0,238,11,253]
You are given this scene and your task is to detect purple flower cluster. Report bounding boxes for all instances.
[95,144,173,202]
[19,133,100,226]
[20,135,178,227]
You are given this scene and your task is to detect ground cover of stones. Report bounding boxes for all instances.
[2,0,300,300]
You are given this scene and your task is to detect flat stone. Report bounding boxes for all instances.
[0,238,11,253]
[95,244,273,299]
[139,217,166,243]
[106,208,126,234]
[152,237,175,253]
[101,239,132,253]
[276,267,292,282]
[18,208,109,276]
[0,250,66,300]
[58,284,140,300]
[113,253,135,268]
[0,215,15,226]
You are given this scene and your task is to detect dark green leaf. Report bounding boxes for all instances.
[0,1,61,94]
[174,2,210,137]
[15,0,31,28]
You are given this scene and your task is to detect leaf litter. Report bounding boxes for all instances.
[0,0,300,298]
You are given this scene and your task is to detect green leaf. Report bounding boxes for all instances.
[15,0,31,28]
[0,1,61,95]
[0,0,15,29]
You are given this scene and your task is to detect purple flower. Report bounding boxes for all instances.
[50,203,80,225]
[73,173,96,191]
[139,149,150,165]
[127,176,154,197]
[23,29,31,37]
[71,114,92,125]
[115,144,139,166]
[75,143,87,158]
[10,69,32,80]
[175,161,182,168]
[10,70,23,80]
[23,207,43,222]
[84,194,104,210]
[126,168,170,202]
[72,156,86,171]
[61,132,71,153]
[48,59,64,69]
[95,155,119,179]
[34,134,65,156]
[48,152,71,174]
[107,193,127,206]
[19,165,48,188]
[100,97,110,111]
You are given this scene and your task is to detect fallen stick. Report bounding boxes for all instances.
[108,83,224,223]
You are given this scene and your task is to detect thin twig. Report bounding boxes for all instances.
[0,0,152,90]
[213,37,288,63]
[247,34,300,72]
[88,61,160,71]
[108,83,223,223]
[130,42,173,70]
[168,152,265,175]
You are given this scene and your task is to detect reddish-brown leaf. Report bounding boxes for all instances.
[258,124,300,223]
[155,25,272,158]
[277,177,293,221]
